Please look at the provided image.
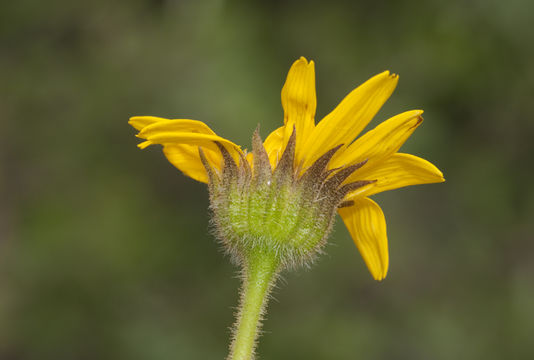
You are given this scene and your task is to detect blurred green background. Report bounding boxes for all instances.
[2,0,533,359]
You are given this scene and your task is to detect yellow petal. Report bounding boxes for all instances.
[137,120,242,160]
[331,110,424,170]
[138,119,216,137]
[263,126,285,169]
[351,153,445,197]
[130,117,218,154]
[142,131,238,153]
[129,117,215,134]
[301,71,398,169]
[338,197,389,281]
[129,116,169,131]
[138,140,153,149]
[281,57,317,161]
[163,144,222,183]
[132,118,242,182]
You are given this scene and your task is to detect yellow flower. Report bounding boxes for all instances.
[129,57,444,281]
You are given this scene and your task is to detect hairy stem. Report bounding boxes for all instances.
[228,252,280,360]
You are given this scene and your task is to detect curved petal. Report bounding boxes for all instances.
[281,57,316,161]
[301,71,398,169]
[136,119,242,161]
[263,126,285,169]
[138,119,216,136]
[338,197,389,281]
[140,131,239,154]
[331,110,424,171]
[131,117,242,183]
[129,116,168,131]
[352,153,445,197]
[131,117,220,152]
[163,144,222,183]
[137,140,153,149]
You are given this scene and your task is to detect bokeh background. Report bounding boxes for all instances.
[2,0,533,359]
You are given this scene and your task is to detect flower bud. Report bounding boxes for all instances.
[200,127,373,269]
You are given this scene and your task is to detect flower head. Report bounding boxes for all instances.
[129,57,444,280]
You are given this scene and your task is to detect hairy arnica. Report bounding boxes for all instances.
[129,57,444,360]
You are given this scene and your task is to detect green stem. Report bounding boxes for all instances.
[228,252,280,360]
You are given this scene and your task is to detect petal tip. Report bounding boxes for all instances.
[404,109,424,119]
[295,56,315,67]
[375,70,390,79]
[137,140,152,149]
[379,70,399,88]
[128,116,143,129]
[380,70,398,79]
[372,266,388,281]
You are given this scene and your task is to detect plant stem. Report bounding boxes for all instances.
[228,252,280,360]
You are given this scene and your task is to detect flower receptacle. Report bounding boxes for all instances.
[200,128,372,270]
